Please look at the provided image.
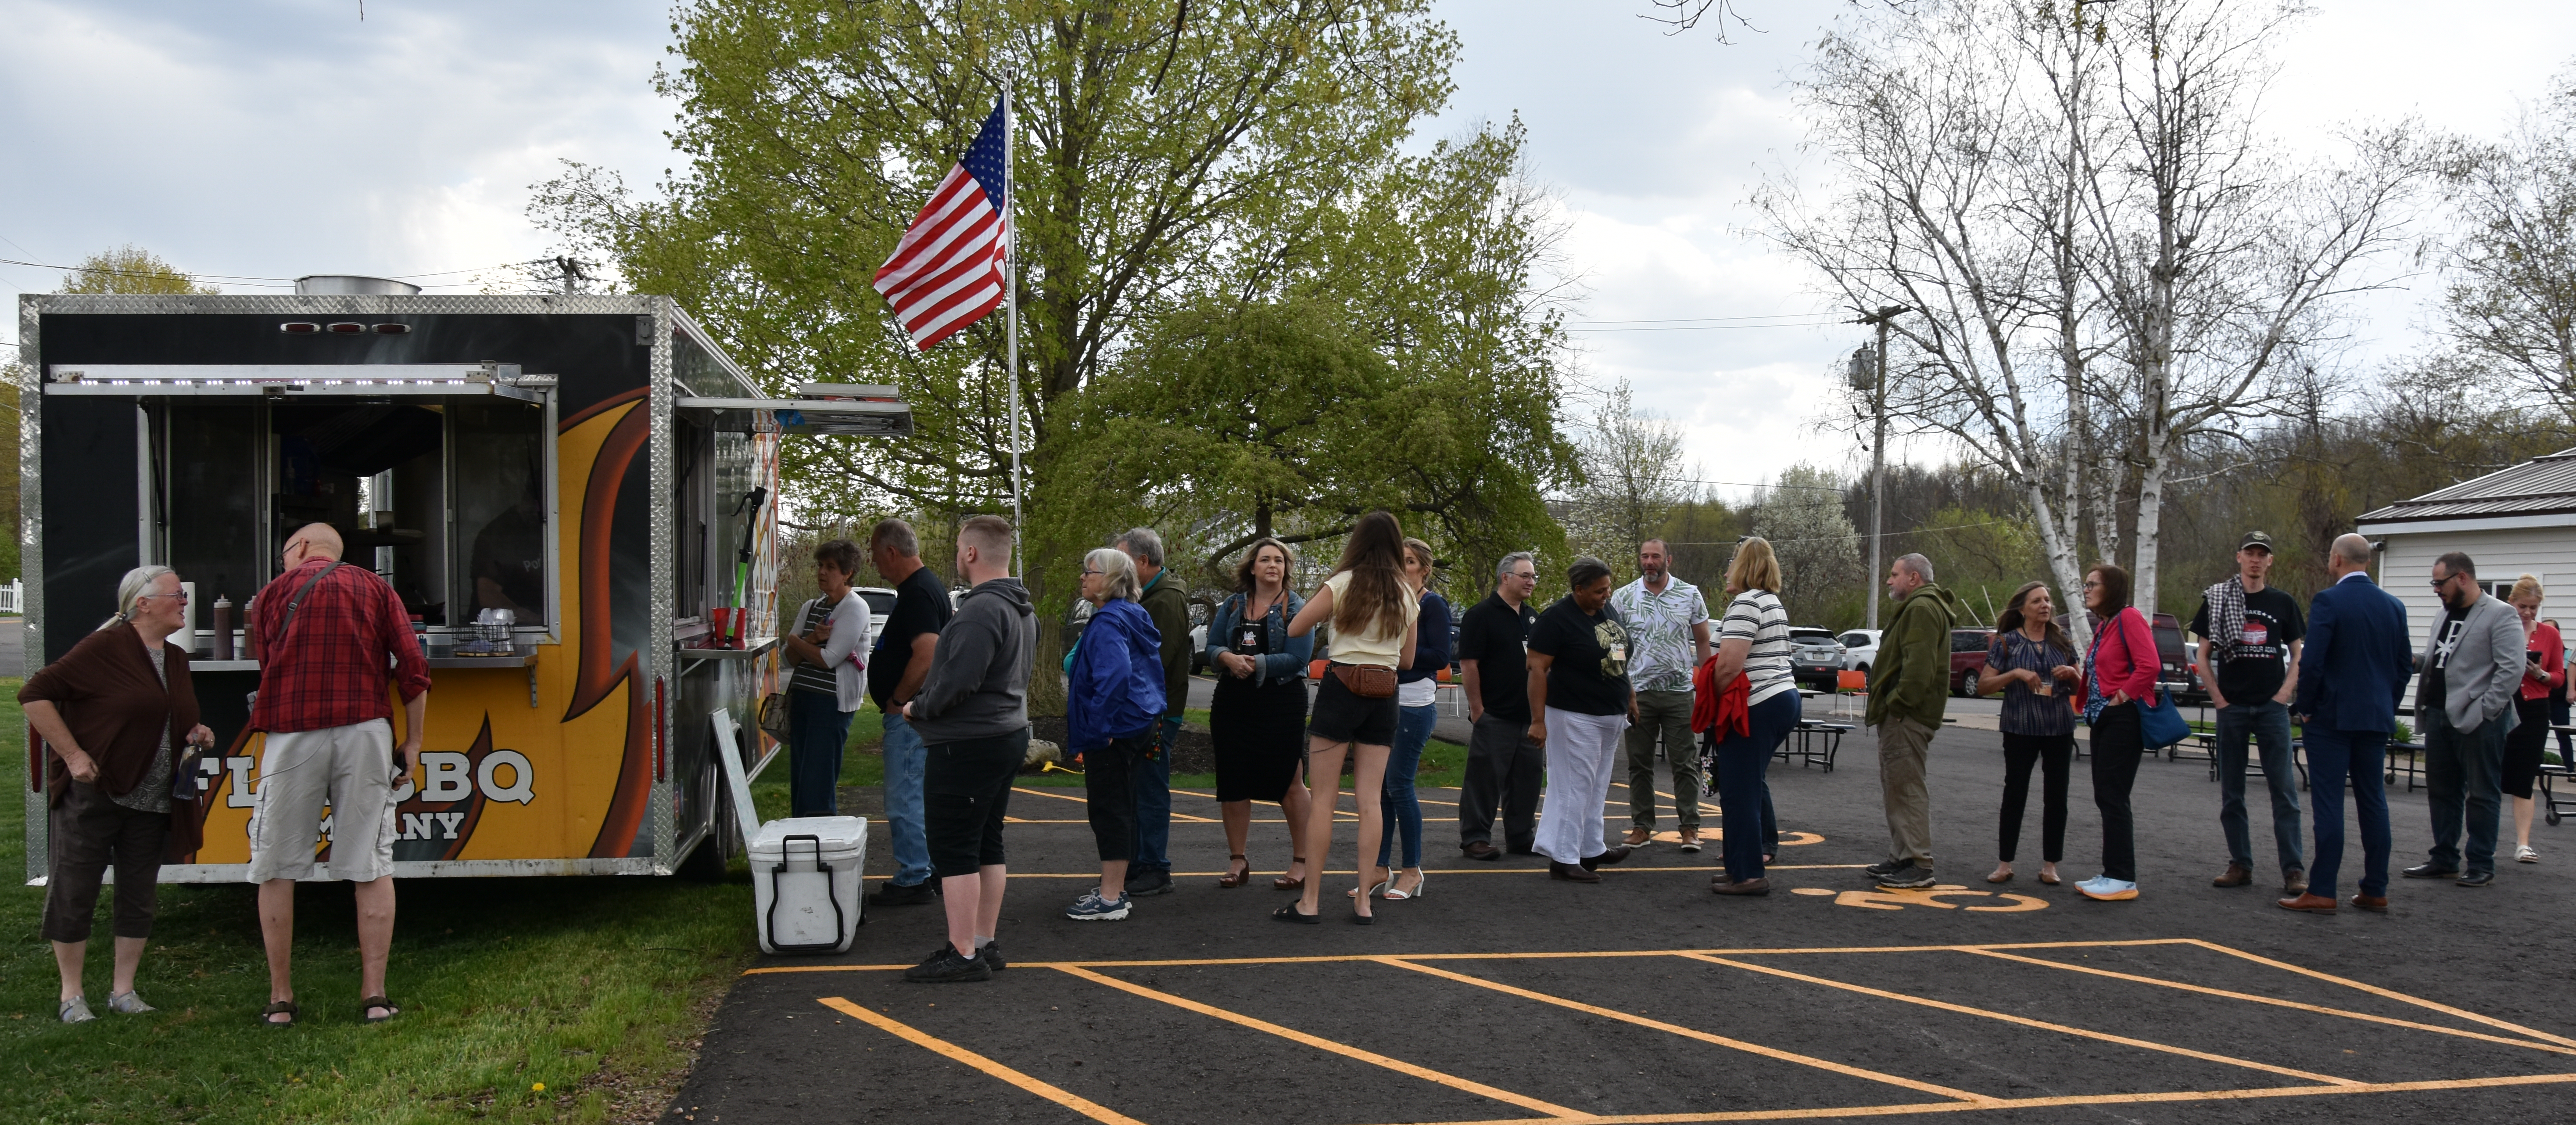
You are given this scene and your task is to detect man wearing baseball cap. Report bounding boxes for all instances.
[2190,530,2309,895]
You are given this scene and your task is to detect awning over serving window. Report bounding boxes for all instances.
[675,382,913,437]
[44,363,554,404]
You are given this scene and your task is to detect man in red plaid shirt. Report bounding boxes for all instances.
[247,523,432,1027]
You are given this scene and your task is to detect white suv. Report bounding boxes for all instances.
[1838,629,1883,672]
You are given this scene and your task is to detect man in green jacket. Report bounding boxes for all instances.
[1118,528,1192,898]
[1864,553,1970,889]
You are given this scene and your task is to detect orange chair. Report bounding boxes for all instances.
[1837,669,1868,692]
[1309,659,1329,680]
[1436,666,1454,683]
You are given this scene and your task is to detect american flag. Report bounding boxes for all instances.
[874,99,1010,351]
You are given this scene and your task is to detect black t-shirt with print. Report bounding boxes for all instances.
[1527,596,1632,717]
[2421,603,2472,714]
[2188,585,2306,704]
[867,565,953,711]
[1457,593,1541,723]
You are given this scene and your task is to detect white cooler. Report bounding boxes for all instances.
[749,816,868,955]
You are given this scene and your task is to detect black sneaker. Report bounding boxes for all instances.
[979,941,1007,972]
[1876,863,1937,890]
[1124,868,1175,897]
[1864,858,1907,879]
[873,879,937,906]
[903,946,991,984]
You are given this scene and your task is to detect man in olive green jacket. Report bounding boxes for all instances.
[1864,553,1971,889]
[1119,528,1192,898]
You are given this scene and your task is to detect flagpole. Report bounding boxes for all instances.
[1003,72,1025,579]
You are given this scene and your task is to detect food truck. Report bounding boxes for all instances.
[17,280,911,883]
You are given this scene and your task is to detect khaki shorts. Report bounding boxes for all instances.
[245,719,400,883]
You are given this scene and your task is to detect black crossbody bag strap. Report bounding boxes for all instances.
[276,561,344,647]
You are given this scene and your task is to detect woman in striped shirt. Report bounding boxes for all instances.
[1709,538,1800,896]
[1978,582,2081,886]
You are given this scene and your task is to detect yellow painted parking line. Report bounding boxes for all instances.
[1680,953,2361,1086]
[816,996,1146,1125]
[1369,1072,2576,1125]
[742,938,2193,976]
[1008,786,1217,821]
[1958,948,2576,1055]
[2182,939,2576,1050]
[1374,957,2003,1107]
[1054,964,1588,1118]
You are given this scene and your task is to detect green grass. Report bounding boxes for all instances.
[0,683,921,1124]
[991,707,1471,791]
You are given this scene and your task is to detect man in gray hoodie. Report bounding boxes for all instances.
[900,514,1036,982]
[2405,550,2524,888]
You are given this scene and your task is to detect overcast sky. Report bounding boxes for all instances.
[6,0,2571,499]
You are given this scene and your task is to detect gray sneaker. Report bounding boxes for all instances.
[59,996,95,1024]
[107,991,155,1015]
[1864,858,1907,879]
[1876,863,1937,890]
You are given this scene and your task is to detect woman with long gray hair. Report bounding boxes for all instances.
[22,565,215,1022]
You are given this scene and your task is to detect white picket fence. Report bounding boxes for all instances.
[0,579,20,615]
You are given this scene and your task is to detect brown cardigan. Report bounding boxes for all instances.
[21,622,202,820]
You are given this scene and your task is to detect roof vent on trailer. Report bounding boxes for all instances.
[294,275,421,296]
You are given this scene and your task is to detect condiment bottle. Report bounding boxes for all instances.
[211,596,234,661]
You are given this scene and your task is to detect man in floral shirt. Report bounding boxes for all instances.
[1609,540,1712,849]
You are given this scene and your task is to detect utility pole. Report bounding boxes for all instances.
[1850,305,1907,630]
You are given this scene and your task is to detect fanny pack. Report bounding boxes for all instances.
[1331,662,1397,699]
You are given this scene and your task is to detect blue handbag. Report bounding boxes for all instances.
[2139,687,2190,749]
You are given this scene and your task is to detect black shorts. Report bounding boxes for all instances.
[1308,667,1399,746]
[924,727,1027,878]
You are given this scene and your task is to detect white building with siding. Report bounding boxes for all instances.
[2356,448,2576,656]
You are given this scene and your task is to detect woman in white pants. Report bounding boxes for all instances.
[1527,557,1637,882]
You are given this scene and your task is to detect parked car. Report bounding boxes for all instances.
[2153,612,2208,704]
[1838,628,1882,672]
[1788,627,1848,689]
[850,586,897,658]
[1951,627,1998,695]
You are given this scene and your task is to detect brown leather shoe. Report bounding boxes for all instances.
[1623,827,1654,847]
[1549,861,1602,883]
[1711,877,1771,895]
[2277,892,2339,913]
[2213,863,2254,888]
[1582,846,1634,870]
[2283,868,2308,895]
[2349,893,2389,913]
[1462,841,1502,862]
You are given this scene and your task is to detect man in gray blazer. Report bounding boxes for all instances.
[2406,551,2524,887]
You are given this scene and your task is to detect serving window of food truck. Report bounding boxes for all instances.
[19,291,910,884]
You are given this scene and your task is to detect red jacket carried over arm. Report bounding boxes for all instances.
[1692,652,1751,739]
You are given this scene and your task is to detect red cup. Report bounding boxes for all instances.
[708,607,732,647]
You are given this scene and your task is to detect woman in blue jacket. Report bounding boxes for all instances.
[1064,547,1170,922]
[1204,537,1315,889]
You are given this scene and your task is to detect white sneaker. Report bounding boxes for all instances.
[58,996,94,1024]
[2076,876,2139,901]
[2516,845,2540,864]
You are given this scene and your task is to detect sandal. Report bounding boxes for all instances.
[1271,903,1319,924]
[1272,857,1307,891]
[260,999,298,1028]
[1383,870,1426,900]
[360,995,401,1024]
[1217,855,1252,888]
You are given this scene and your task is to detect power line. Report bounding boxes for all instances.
[1564,320,1842,333]
[1567,312,1837,326]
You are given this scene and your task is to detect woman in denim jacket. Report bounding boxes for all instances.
[1204,537,1316,888]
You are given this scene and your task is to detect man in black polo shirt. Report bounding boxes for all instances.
[2191,530,2308,894]
[1457,551,1543,860]
[868,519,953,906]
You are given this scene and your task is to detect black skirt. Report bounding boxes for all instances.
[1212,672,1310,802]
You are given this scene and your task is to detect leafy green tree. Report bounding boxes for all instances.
[57,246,219,295]
[532,0,1459,526]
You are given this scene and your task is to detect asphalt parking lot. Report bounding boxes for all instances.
[663,718,2576,1125]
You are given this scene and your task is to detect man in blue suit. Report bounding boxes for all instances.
[2282,534,2415,913]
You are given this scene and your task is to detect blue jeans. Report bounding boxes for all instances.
[2422,705,2508,875]
[2301,727,2390,899]
[1378,704,1438,868]
[1717,691,1800,882]
[2214,700,2304,873]
[788,690,854,818]
[1130,716,1180,874]
[880,711,933,887]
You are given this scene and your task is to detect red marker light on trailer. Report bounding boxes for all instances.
[280,322,322,334]
[326,322,366,334]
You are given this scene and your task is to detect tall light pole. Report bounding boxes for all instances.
[1849,305,1907,629]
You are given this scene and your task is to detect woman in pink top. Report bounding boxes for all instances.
[2505,575,2564,863]
[2078,564,2159,902]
